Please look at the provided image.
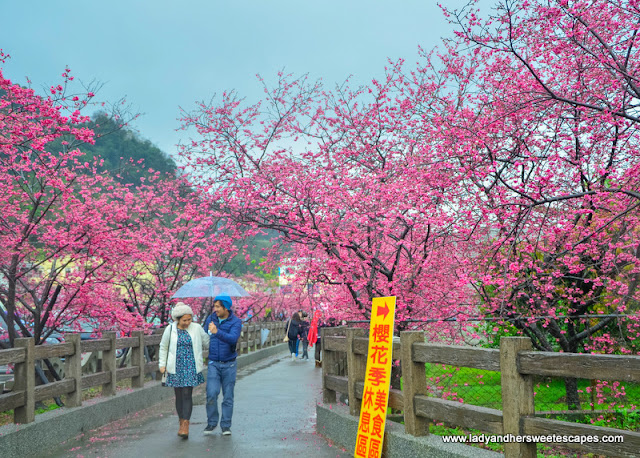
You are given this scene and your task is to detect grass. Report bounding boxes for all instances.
[413,364,640,457]
[424,363,640,415]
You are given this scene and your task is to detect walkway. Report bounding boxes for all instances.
[45,354,350,458]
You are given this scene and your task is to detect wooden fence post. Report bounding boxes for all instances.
[400,331,430,436]
[102,332,117,396]
[242,325,249,354]
[266,322,271,347]
[254,324,259,351]
[14,337,35,423]
[153,328,163,381]
[131,331,145,388]
[249,324,256,352]
[337,328,348,377]
[347,328,367,416]
[273,322,278,345]
[256,324,262,350]
[322,326,337,403]
[273,322,278,346]
[65,334,82,407]
[501,337,536,458]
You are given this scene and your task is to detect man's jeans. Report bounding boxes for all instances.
[206,360,237,428]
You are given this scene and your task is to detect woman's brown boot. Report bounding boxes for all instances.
[178,419,188,438]
[183,420,190,439]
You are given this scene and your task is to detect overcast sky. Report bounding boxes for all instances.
[1,0,489,157]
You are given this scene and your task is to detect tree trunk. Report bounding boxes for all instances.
[564,377,581,410]
[5,254,20,346]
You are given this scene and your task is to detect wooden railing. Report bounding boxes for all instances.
[238,322,287,354]
[321,327,640,458]
[1,321,286,424]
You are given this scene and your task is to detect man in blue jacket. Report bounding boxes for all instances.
[203,295,242,436]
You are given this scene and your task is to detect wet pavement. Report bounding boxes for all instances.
[45,354,350,458]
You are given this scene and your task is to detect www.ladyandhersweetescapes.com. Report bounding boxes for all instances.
[441,433,624,446]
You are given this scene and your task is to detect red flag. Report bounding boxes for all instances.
[308,311,320,347]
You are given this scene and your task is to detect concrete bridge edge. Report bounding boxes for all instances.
[316,403,503,458]
[0,343,289,458]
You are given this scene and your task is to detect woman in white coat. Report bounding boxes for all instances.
[159,302,210,439]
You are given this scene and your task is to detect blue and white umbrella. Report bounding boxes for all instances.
[172,275,250,298]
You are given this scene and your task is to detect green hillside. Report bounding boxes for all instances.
[80,113,178,185]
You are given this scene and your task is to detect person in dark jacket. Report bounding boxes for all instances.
[299,312,310,360]
[286,312,303,361]
[314,319,327,367]
[202,295,242,436]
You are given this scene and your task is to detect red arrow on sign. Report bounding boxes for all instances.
[377,302,390,320]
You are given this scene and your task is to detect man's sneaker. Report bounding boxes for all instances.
[203,425,216,435]
[222,427,232,436]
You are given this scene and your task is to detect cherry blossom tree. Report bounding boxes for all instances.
[176,4,640,403]
[113,174,240,325]
[0,58,145,345]
[435,0,640,407]
[179,71,478,337]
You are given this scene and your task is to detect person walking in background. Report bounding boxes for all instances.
[294,310,304,357]
[286,312,302,361]
[203,295,242,436]
[299,312,310,360]
[306,311,321,367]
[159,302,210,439]
[314,317,327,367]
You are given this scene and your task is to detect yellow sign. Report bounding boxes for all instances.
[355,296,396,458]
